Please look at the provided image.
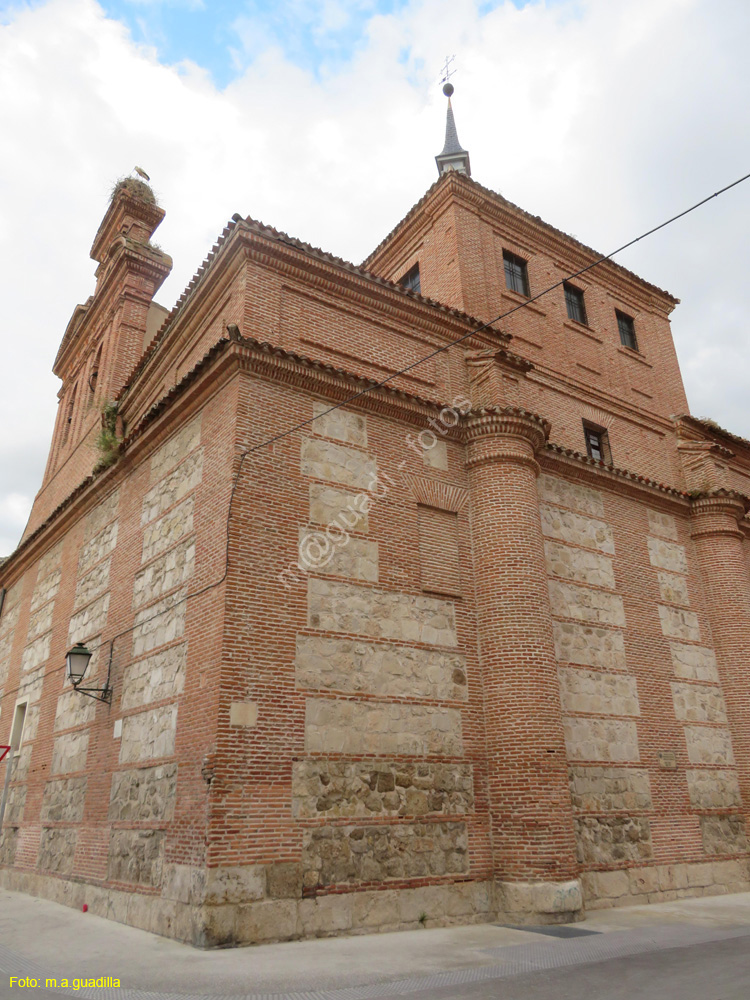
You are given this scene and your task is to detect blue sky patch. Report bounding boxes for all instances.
[98,0,417,88]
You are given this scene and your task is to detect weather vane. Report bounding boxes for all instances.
[439,55,457,96]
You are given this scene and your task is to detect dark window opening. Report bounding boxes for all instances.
[583,422,612,465]
[564,283,587,325]
[399,263,421,294]
[503,251,530,297]
[616,310,638,350]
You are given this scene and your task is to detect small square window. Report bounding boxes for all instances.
[503,251,530,297]
[564,283,587,325]
[399,262,421,294]
[583,422,612,465]
[616,310,638,350]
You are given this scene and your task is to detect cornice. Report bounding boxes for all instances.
[541,441,689,506]
[118,219,511,415]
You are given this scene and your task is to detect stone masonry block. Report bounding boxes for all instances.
[658,605,700,641]
[119,705,177,763]
[670,643,720,683]
[647,509,678,540]
[301,821,468,888]
[671,682,727,724]
[558,667,640,716]
[108,763,177,822]
[132,590,186,657]
[700,816,748,856]
[540,505,614,553]
[133,538,195,609]
[142,497,195,563]
[25,603,53,642]
[298,528,378,582]
[684,726,735,766]
[83,488,120,542]
[54,689,96,731]
[141,449,204,525]
[108,829,165,886]
[309,484,369,533]
[686,769,742,810]
[537,475,604,517]
[311,401,367,446]
[545,540,615,589]
[149,415,201,484]
[51,731,89,774]
[308,579,457,645]
[29,568,61,614]
[568,766,652,812]
[20,632,51,674]
[647,537,688,574]
[292,759,474,819]
[563,717,639,762]
[121,643,187,711]
[78,521,118,575]
[300,437,377,490]
[549,581,625,626]
[657,571,690,606]
[574,816,653,865]
[38,828,77,875]
[73,558,111,611]
[67,593,110,644]
[294,635,468,701]
[40,776,88,822]
[305,698,463,756]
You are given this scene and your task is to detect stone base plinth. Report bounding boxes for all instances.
[0,866,495,947]
[496,879,584,925]
[581,858,750,910]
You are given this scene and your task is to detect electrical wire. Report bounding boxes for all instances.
[2,170,749,705]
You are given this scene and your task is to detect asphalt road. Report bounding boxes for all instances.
[374,935,750,1000]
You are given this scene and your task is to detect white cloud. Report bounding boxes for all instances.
[1,0,749,555]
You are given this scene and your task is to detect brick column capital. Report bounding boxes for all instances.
[689,490,749,541]
[463,406,550,474]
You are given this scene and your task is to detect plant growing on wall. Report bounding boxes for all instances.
[94,401,121,471]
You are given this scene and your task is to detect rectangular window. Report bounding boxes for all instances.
[10,703,27,751]
[417,505,460,596]
[503,251,530,297]
[564,283,587,325]
[616,310,638,350]
[583,422,612,465]
[399,262,421,294]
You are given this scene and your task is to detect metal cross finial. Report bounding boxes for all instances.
[439,55,456,86]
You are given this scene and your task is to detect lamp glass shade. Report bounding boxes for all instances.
[66,643,92,685]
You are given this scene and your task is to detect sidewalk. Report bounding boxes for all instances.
[0,887,749,997]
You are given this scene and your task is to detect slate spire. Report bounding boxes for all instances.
[435,82,471,178]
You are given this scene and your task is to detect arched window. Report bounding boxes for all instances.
[62,383,78,446]
[89,344,103,396]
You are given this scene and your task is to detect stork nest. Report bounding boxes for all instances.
[110,176,156,205]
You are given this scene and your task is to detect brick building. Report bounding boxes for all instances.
[0,93,749,947]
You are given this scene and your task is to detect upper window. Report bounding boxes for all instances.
[583,422,612,465]
[616,310,638,351]
[564,283,587,325]
[399,263,421,295]
[503,251,530,297]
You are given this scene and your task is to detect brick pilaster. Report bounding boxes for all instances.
[690,492,750,824]
[464,406,581,922]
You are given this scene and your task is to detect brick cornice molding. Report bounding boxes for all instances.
[463,406,550,473]
[689,491,749,541]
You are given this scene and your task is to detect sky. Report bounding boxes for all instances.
[0,0,749,555]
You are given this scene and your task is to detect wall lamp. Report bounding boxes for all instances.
[65,642,113,704]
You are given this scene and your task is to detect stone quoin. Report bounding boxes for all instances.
[0,91,749,946]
